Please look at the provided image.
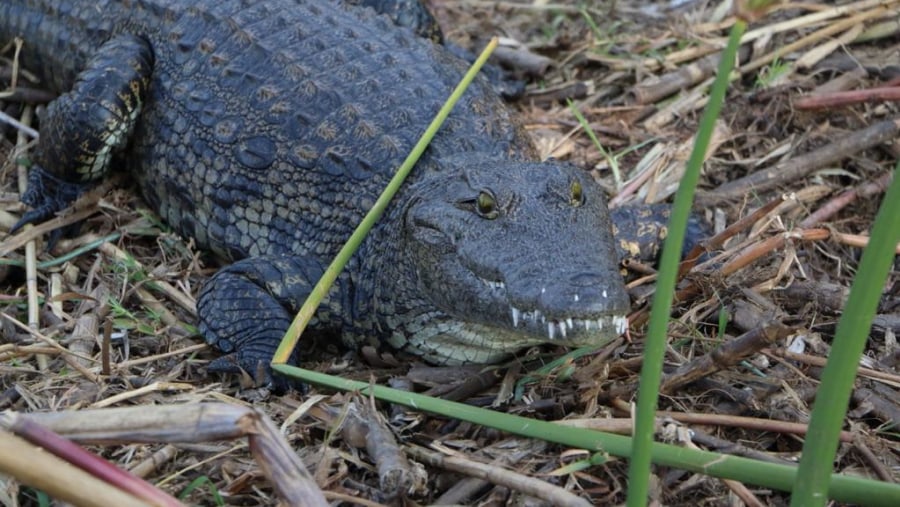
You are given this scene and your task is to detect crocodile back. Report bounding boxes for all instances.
[1,0,534,260]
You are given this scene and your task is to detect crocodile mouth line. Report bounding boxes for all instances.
[482,279,628,340]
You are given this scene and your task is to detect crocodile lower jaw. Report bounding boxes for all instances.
[387,311,628,365]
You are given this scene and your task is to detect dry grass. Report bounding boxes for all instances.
[1,0,899,505]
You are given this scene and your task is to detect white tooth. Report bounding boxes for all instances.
[558,322,567,339]
[512,308,520,327]
[597,319,604,330]
[584,320,591,331]
[566,318,574,329]
[548,323,555,339]
[602,290,608,298]
[574,294,579,302]
[541,287,546,294]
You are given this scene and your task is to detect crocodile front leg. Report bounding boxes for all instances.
[197,255,348,387]
[13,34,153,232]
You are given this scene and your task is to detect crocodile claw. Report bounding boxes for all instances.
[207,353,301,394]
[11,166,92,234]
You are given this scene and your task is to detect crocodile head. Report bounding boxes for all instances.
[381,156,631,364]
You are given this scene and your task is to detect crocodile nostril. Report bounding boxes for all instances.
[568,272,607,287]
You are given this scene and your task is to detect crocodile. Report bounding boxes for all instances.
[2,0,641,384]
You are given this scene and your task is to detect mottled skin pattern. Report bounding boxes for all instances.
[2,0,633,384]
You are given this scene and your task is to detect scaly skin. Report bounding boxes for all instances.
[1,0,631,383]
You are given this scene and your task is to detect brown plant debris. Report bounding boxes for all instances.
[2,0,899,505]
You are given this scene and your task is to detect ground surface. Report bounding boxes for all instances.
[1,0,899,505]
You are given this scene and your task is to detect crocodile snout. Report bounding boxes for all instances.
[535,271,630,318]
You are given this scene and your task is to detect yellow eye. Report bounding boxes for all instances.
[476,191,498,219]
[570,180,584,206]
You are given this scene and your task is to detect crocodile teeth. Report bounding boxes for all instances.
[615,315,629,335]
[506,304,628,340]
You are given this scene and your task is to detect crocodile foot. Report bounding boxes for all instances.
[11,166,93,238]
[198,256,330,391]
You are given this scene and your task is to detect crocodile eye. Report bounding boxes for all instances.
[476,191,498,219]
[570,180,584,207]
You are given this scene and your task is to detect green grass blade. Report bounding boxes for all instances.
[271,38,499,365]
[272,363,900,506]
[567,99,622,188]
[791,164,900,505]
[625,16,748,507]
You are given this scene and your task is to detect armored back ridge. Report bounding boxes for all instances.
[2,0,632,385]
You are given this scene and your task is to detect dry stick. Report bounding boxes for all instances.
[794,85,900,109]
[248,410,330,507]
[116,343,207,368]
[1,313,101,383]
[682,194,789,274]
[0,345,61,361]
[628,46,752,105]
[405,445,593,507]
[851,388,900,437]
[768,349,900,385]
[603,0,900,72]
[800,171,894,228]
[1,414,182,507]
[740,6,893,76]
[852,439,896,483]
[661,228,830,312]
[321,491,387,507]
[13,106,47,373]
[90,382,194,409]
[128,444,179,479]
[342,396,418,498]
[630,196,796,325]
[694,0,898,39]
[833,231,900,254]
[0,166,124,257]
[696,117,900,205]
[0,108,39,138]
[676,433,767,507]
[658,320,795,395]
[794,22,864,71]
[563,406,860,443]
[68,284,106,370]
[19,404,329,506]
[0,430,156,507]
[724,478,767,507]
[655,412,857,443]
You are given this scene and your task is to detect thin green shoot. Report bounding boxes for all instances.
[625,16,748,507]
[791,162,900,505]
[272,362,900,506]
[567,99,623,188]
